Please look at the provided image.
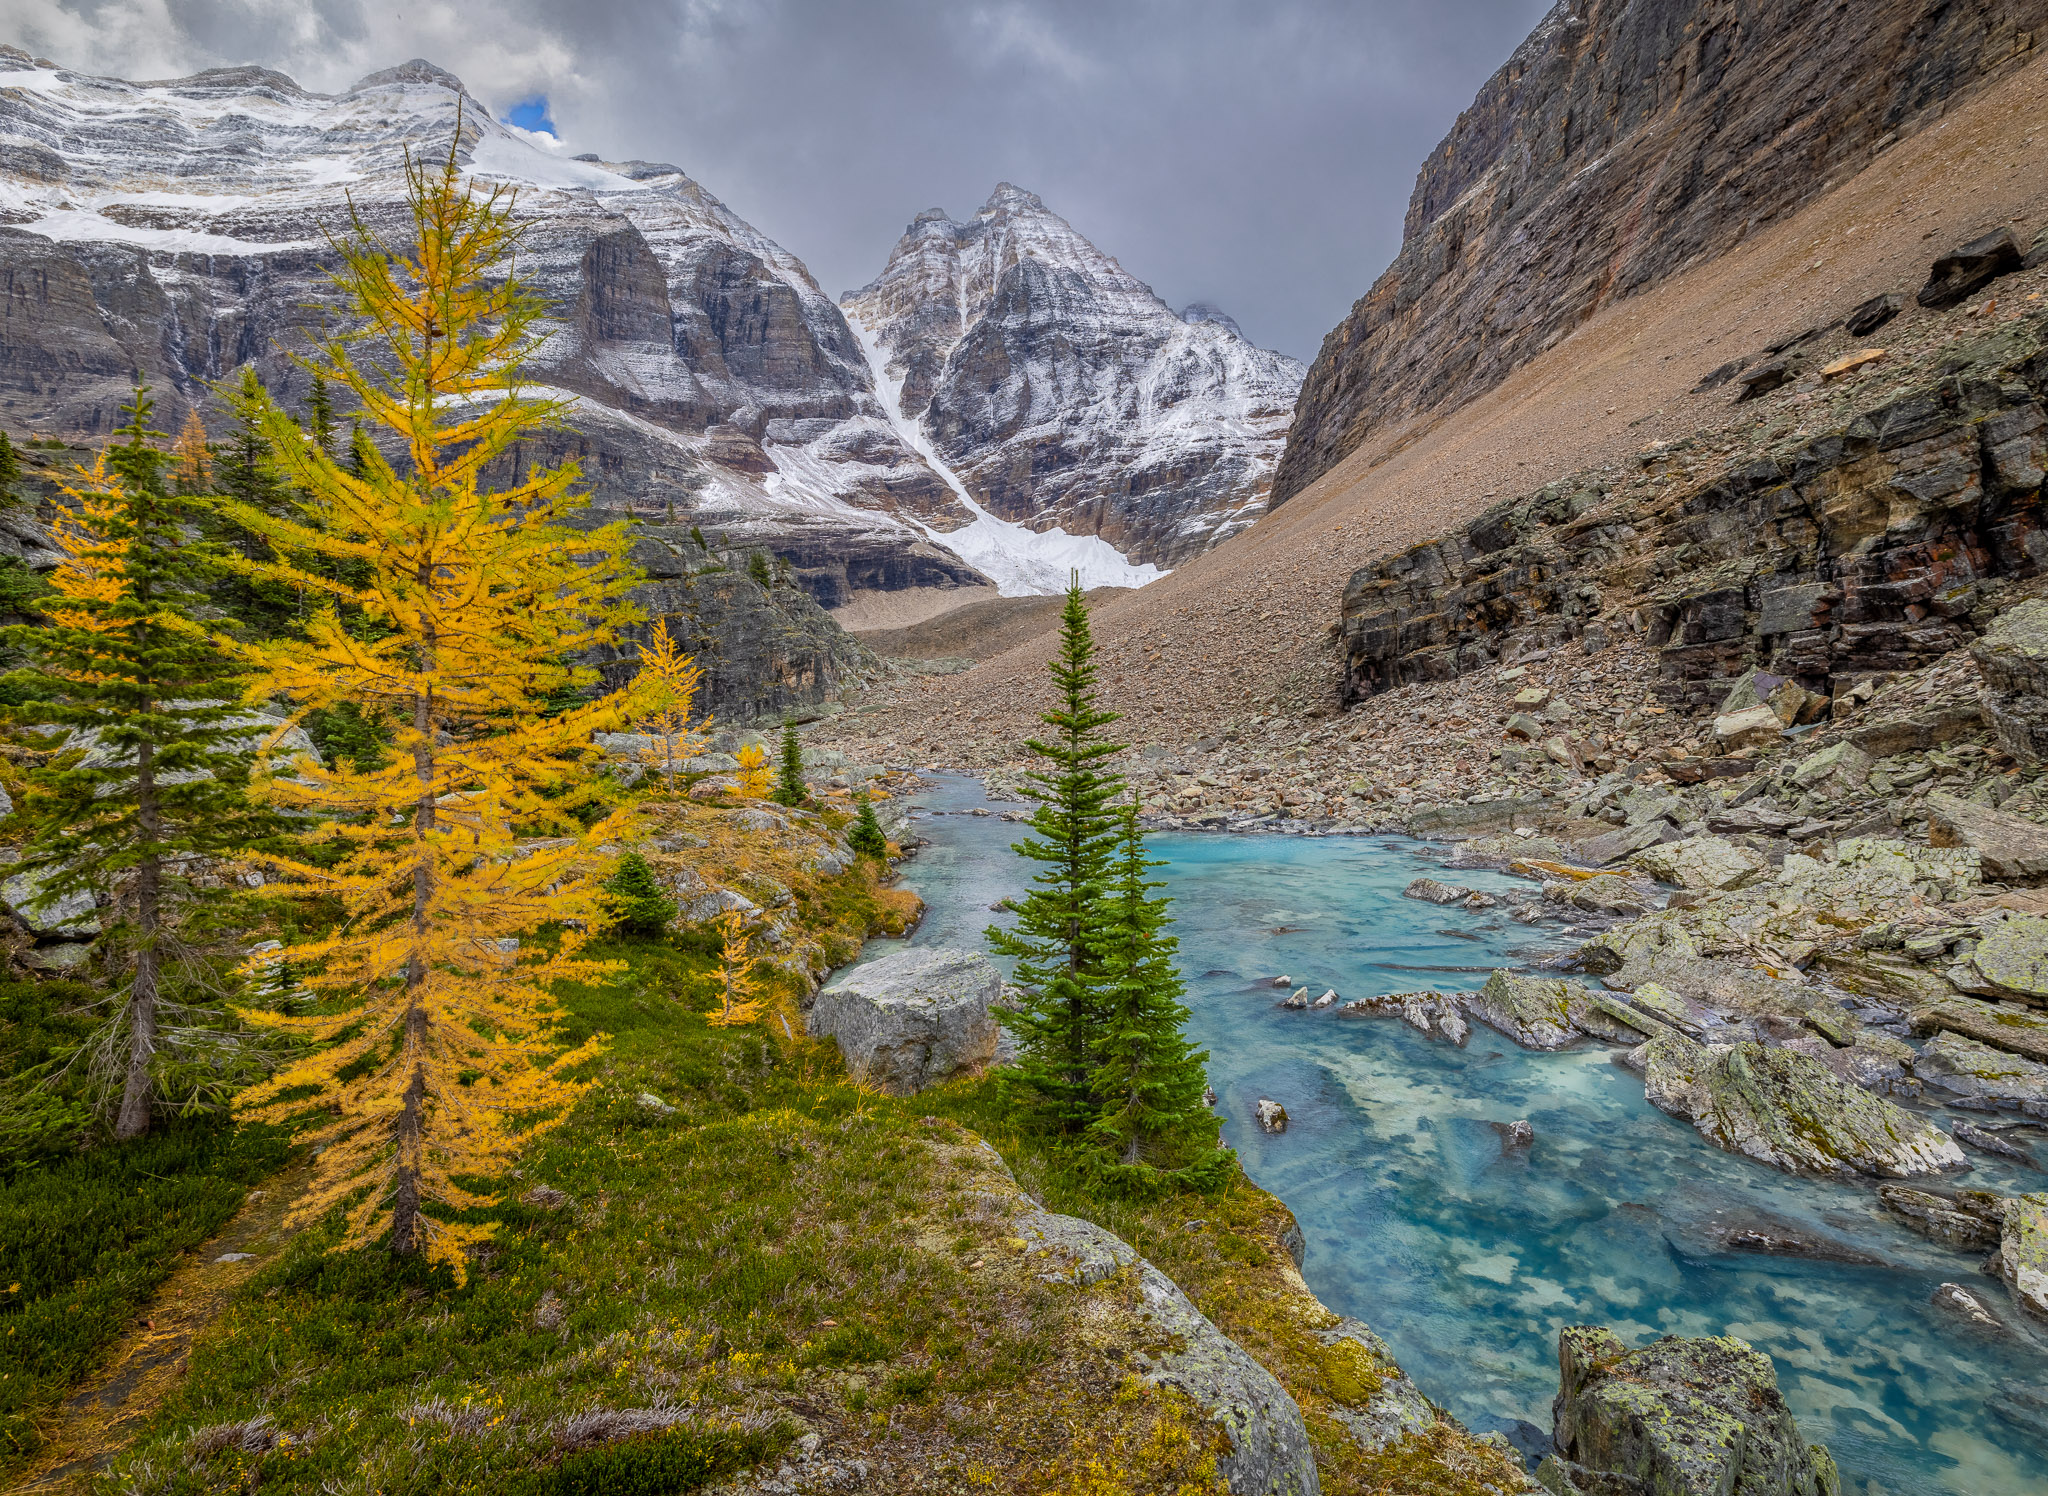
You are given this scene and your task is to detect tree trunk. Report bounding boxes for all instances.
[391,673,436,1258]
[114,740,161,1141]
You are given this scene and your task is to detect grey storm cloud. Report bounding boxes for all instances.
[3,0,1555,361]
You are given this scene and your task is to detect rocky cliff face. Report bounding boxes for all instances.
[1273,0,2047,508]
[842,185,1305,566]
[0,48,991,622]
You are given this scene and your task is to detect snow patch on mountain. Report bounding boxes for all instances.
[845,312,1164,597]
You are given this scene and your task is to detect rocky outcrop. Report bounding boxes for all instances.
[963,1136,1320,1496]
[1466,970,1580,1050]
[1643,1035,1967,1177]
[2002,1191,2048,1320]
[0,47,992,619]
[842,185,1304,566]
[1546,1326,1841,1496]
[1337,314,2048,704]
[809,947,1002,1094]
[1274,0,2044,506]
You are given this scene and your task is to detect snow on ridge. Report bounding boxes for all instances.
[845,312,1164,598]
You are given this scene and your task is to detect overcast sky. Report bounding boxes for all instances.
[4,0,1553,362]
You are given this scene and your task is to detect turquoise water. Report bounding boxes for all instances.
[878,776,2048,1495]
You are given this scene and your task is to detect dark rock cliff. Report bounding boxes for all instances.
[1273,0,2046,508]
[1338,312,2048,711]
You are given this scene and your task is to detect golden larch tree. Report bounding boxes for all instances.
[635,616,707,790]
[733,741,773,798]
[227,138,649,1278]
[702,910,765,1028]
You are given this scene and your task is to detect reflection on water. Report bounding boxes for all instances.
[874,776,2048,1494]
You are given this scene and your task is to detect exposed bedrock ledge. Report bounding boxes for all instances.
[1273,0,2046,507]
[1337,320,2048,708]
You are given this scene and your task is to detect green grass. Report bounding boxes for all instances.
[0,1116,288,1464]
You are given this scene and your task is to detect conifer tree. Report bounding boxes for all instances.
[987,575,1124,1130]
[4,388,275,1139]
[171,409,210,493]
[605,851,675,938]
[304,372,337,458]
[702,910,764,1028]
[218,367,295,529]
[772,716,808,806]
[847,791,888,860]
[635,616,706,790]
[748,549,773,588]
[344,420,373,478]
[225,138,646,1279]
[1082,802,1221,1187]
[0,429,20,506]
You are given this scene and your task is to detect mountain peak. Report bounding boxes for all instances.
[1180,302,1243,338]
[980,182,1048,215]
[348,59,472,99]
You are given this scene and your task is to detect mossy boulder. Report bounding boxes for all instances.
[1968,915,2048,1002]
[1913,1031,2048,1117]
[2002,1192,2048,1322]
[1550,1326,1840,1496]
[1467,971,1581,1049]
[1642,1036,1966,1177]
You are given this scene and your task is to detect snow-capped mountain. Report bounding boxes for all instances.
[841,185,1305,566]
[0,49,1000,615]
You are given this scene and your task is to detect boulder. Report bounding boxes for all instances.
[1972,600,2048,763]
[1965,917,2048,1000]
[1466,971,1580,1050]
[1916,226,2024,307]
[1255,1098,1289,1133]
[1550,1326,1841,1496]
[1403,877,1472,905]
[1712,704,1783,750]
[1642,1035,1967,1177]
[1999,1192,2048,1321]
[1629,835,1768,892]
[1931,1281,2003,1330]
[809,947,1001,1095]
[1952,1119,2033,1162]
[1925,792,2048,881]
[1876,1184,2005,1250]
[1577,820,1669,866]
[1788,741,1871,791]
[1314,1317,1436,1453]
[0,861,98,938]
[1504,712,1545,739]
[1913,994,2048,1063]
[1736,357,1802,400]
[1913,1031,2048,1117]
[1844,291,1903,337]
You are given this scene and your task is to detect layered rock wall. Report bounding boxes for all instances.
[1338,315,2048,708]
[1274,0,2047,507]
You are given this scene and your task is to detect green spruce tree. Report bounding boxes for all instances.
[303,372,337,458]
[605,851,676,938]
[987,575,1125,1130]
[4,388,276,1138]
[1082,801,1223,1188]
[847,790,889,859]
[749,549,773,588]
[772,717,809,806]
[0,429,21,507]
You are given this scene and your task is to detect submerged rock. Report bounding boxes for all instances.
[1932,1281,2004,1331]
[1549,1326,1840,1496]
[809,947,1001,1095]
[1643,1035,1967,1178]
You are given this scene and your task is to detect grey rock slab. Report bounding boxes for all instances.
[1576,820,1668,866]
[1465,971,1581,1050]
[0,861,98,937]
[810,947,1001,1095]
[1925,791,2048,881]
[1628,835,1769,891]
[1999,1191,2048,1321]
[1914,1031,2048,1118]
[1914,993,2048,1064]
[1643,1035,1967,1178]
[1403,876,1472,904]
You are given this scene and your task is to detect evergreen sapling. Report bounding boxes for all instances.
[772,717,809,807]
[848,791,888,860]
[986,576,1124,1131]
[605,851,676,938]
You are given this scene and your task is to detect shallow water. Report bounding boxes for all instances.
[875,776,2048,1494]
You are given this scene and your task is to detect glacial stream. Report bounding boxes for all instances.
[868,775,2048,1496]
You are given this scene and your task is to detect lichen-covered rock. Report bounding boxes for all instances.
[1629,835,1768,892]
[976,1140,1321,1494]
[1913,1032,2048,1118]
[1314,1317,1434,1453]
[1925,792,2048,882]
[1467,971,1580,1050]
[1255,1098,1290,1133]
[809,947,1001,1094]
[1968,916,2048,1004]
[1403,876,1471,904]
[1877,1184,2006,1251]
[1914,994,2048,1064]
[1999,1192,2048,1322]
[1642,1035,1966,1178]
[0,860,99,938]
[1550,1326,1841,1496]
[1788,740,1872,791]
